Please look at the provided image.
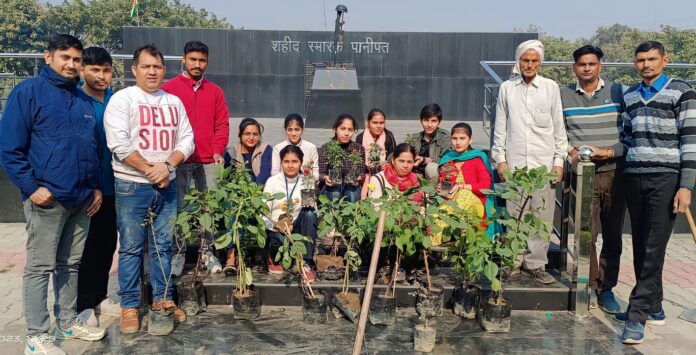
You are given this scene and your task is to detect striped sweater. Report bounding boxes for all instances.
[621,78,696,189]
[561,80,625,172]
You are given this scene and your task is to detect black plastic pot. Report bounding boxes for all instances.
[303,290,328,324]
[416,285,443,319]
[369,294,396,325]
[331,291,361,323]
[301,188,316,207]
[177,280,207,316]
[413,324,436,352]
[452,283,479,320]
[147,305,174,336]
[440,180,453,194]
[328,169,343,185]
[481,296,512,333]
[233,288,261,320]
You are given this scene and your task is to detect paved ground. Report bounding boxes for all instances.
[2,221,696,354]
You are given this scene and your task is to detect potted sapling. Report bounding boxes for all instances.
[223,164,273,320]
[344,149,363,186]
[324,139,345,185]
[437,162,456,196]
[174,166,235,317]
[326,199,378,322]
[467,166,555,332]
[300,160,317,208]
[142,209,176,335]
[272,221,325,324]
[367,142,383,174]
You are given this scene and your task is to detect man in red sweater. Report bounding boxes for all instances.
[163,40,230,276]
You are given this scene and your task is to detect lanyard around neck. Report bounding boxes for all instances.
[285,175,299,202]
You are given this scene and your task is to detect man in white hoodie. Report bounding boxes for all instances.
[104,44,194,333]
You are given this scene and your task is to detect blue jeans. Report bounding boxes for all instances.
[23,199,90,336]
[323,184,360,203]
[115,178,176,308]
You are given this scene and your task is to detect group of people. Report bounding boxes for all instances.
[0,32,691,354]
[493,39,695,345]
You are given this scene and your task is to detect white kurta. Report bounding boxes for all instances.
[492,75,568,169]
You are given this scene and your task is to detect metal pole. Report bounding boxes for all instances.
[352,210,386,355]
[570,159,595,318]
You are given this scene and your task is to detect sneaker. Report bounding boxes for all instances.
[25,335,65,355]
[77,308,98,327]
[152,300,187,322]
[615,310,666,326]
[171,254,185,277]
[301,265,316,283]
[267,256,284,275]
[597,290,621,314]
[54,321,105,341]
[96,298,121,317]
[621,320,645,344]
[521,267,556,284]
[120,308,139,333]
[205,251,222,274]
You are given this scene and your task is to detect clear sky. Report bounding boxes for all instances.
[45,0,696,40]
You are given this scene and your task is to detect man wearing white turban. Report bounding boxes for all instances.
[492,39,568,284]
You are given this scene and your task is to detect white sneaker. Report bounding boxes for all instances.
[171,254,186,277]
[54,322,105,341]
[77,308,98,327]
[96,298,121,317]
[25,335,65,355]
[205,251,222,274]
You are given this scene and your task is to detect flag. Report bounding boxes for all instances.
[130,0,140,18]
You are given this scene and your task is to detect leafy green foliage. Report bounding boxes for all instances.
[456,166,556,299]
[323,140,345,170]
[175,164,272,295]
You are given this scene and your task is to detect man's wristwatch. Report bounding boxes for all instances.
[164,161,176,173]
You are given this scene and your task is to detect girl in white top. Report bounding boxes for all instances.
[263,145,318,280]
[271,113,319,182]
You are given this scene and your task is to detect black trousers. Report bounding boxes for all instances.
[625,173,677,323]
[77,195,118,312]
[589,169,626,292]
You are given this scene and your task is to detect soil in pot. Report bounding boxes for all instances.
[416,285,444,318]
[413,324,436,353]
[481,296,512,333]
[303,290,329,324]
[177,280,207,316]
[331,291,361,323]
[147,305,175,336]
[278,213,293,233]
[452,282,479,320]
[233,289,261,320]
[316,255,345,280]
[369,294,396,325]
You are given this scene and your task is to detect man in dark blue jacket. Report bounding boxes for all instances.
[0,34,106,354]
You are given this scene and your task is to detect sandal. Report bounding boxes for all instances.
[223,249,237,276]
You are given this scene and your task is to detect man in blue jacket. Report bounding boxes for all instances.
[0,34,106,355]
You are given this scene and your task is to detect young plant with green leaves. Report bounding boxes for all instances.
[368,143,382,171]
[317,195,379,293]
[271,219,317,298]
[463,166,556,305]
[324,139,346,170]
[176,164,275,297]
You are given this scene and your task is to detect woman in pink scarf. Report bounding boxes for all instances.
[356,108,396,199]
[368,143,423,203]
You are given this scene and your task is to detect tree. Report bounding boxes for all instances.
[42,0,231,53]
[0,0,46,75]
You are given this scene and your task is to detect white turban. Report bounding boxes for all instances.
[512,39,545,76]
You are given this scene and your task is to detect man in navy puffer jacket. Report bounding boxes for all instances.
[0,34,106,354]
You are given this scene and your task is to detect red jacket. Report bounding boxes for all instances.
[162,74,230,163]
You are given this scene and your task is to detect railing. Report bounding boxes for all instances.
[0,52,183,114]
